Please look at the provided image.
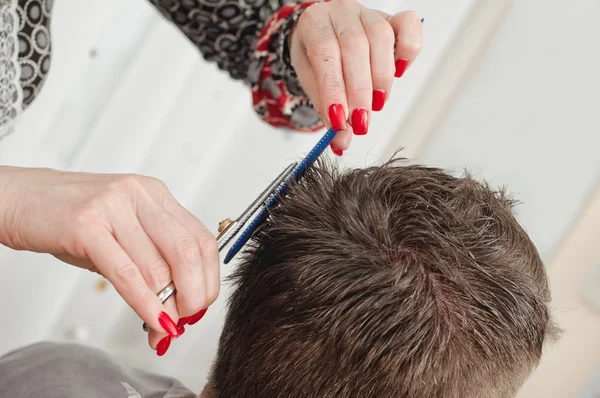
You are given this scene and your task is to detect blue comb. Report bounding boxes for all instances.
[216,128,338,264]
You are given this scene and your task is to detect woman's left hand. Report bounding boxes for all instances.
[290,0,423,155]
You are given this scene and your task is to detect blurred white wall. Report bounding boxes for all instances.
[419,0,600,262]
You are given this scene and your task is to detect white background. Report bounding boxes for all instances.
[0,0,599,395]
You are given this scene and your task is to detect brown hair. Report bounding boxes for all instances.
[209,158,558,398]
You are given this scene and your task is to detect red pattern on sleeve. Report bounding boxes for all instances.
[252,2,324,132]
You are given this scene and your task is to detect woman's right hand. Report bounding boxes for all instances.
[0,166,220,354]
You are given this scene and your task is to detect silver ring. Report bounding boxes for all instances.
[142,282,177,332]
[157,282,176,304]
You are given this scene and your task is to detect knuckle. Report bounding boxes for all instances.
[367,19,395,41]
[306,38,339,62]
[198,233,218,258]
[175,237,201,266]
[147,176,169,195]
[339,33,369,53]
[111,174,146,194]
[300,3,325,25]
[114,261,140,284]
[334,0,358,8]
[368,17,392,32]
[148,260,172,289]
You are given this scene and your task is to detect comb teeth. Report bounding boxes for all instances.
[223,128,337,264]
[217,162,296,251]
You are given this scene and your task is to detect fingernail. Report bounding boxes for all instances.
[177,325,185,336]
[328,103,347,131]
[330,144,343,157]
[395,59,409,78]
[158,311,179,337]
[177,316,191,328]
[156,336,171,357]
[372,90,386,112]
[187,308,208,326]
[351,108,369,136]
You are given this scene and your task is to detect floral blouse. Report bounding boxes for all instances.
[0,0,322,140]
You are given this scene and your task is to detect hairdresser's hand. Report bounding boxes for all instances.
[290,0,423,155]
[0,166,219,354]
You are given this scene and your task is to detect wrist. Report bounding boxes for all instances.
[0,166,25,249]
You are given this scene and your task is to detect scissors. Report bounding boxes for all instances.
[142,128,337,332]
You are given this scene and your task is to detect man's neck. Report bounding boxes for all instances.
[199,383,217,398]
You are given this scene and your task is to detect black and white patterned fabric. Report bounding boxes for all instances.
[148,0,303,83]
[0,0,52,139]
[16,0,52,107]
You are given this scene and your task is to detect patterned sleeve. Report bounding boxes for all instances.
[147,0,323,132]
[1,0,53,140]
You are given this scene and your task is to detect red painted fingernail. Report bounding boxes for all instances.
[177,316,191,327]
[372,90,386,112]
[187,308,208,326]
[395,59,409,78]
[330,144,343,157]
[158,312,179,337]
[177,325,185,336]
[351,108,369,136]
[156,336,171,357]
[328,103,347,131]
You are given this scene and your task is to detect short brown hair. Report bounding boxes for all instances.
[210,158,558,398]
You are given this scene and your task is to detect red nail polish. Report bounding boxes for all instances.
[328,103,347,131]
[177,316,191,327]
[158,312,179,337]
[395,59,409,78]
[330,144,343,157]
[187,308,208,326]
[351,108,369,136]
[156,336,171,356]
[177,325,185,336]
[372,90,386,112]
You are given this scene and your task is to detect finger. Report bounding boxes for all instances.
[386,11,423,78]
[173,207,221,311]
[331,4,372,136]
[84,228,179,338]
[360,9,395,112]
[295,3,348,133]
[114,216,173,300]
[291,52,352,153]
[137,201,208,317]
[330,129,352,156]
[148,293,181,351]
[112,214,182,348]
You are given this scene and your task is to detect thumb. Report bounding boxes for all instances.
[386,11,423,76]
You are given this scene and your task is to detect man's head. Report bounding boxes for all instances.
[208,159,558,398]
